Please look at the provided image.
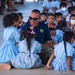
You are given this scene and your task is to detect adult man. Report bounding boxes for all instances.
[21,9,55,48]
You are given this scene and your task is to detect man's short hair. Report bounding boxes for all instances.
[31,9,41,14]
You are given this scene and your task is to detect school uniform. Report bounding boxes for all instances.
[51,41,75,71]
[11,38,42,69]
[55,29,64,42]
[56,9,68,16]
[0,26,20,64]
[66,14,71,22]
[42,1,53,10]
[53,1,61,9]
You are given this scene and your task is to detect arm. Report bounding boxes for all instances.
[67,56,75,72]
[46,52,54,70]
[41,40,56,48]
[67,56,71,71]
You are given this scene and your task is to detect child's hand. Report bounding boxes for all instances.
[46,64,51,70]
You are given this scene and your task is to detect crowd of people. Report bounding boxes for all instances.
[0,0,24,15]
[0,0,75,73]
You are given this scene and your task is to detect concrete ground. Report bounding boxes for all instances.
[0,1,75,75]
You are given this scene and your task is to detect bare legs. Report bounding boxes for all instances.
[7,0,15,11]
[7,0,18,11]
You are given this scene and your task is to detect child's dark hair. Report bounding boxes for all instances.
[3,14,12,28]
[70,14,75,19]
[42,9,49,16]
[49,28,56,32]
[60,2,67,8]
[63,31,74,42]
[41,13,46,16]
[23,27,35,51]
[63,31,74,57]
[48,13,54,17]
[10,13,19,24]
[68,6,75,14]
[54,12,62,19]
[58,20,67,30]
[18,13,23,19]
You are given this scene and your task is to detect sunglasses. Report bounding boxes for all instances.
[29,17,38,21]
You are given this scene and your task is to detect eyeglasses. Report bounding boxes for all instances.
[29,17,39,21]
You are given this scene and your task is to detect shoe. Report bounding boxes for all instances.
[0,64,11,70]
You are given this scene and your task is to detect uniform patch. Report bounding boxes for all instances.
[40,29,43,33]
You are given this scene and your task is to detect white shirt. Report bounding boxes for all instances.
[66,14,71,22]
[42,1,53,9]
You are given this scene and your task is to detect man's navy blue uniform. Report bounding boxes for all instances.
[21,21,52,44]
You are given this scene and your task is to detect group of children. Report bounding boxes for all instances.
[41,0,75,72]
[0,0,75,72]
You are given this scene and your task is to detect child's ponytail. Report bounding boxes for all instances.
[63,31,74,57]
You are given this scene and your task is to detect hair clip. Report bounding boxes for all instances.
[30,26,35,34]
[31,30,35,34]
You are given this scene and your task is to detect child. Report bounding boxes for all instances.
[0,26,42,70]
[11,27,42,69]
[40,13,47,24]
[70,14,75,26]
[42,8,49,16]
[47,13,55,29]
[54,12,63,29]
[69,14,75,48]
[67,14,75,31]
[56,2,68,19]
[0,13,20,66]
[17,13,25,32]
[46,31,75,72]
[67,1,73,8]
[66,6,75,23]
[55,20,67,43]
[49,28,56,42]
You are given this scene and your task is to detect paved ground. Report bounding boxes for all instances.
[0,1,75,75]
